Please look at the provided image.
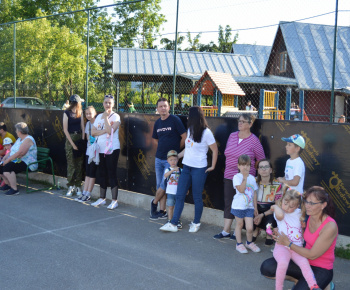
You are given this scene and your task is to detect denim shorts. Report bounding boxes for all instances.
[166,194,176,206]
[230,208,254,218]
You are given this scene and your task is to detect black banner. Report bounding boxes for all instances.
[1,108,349,236]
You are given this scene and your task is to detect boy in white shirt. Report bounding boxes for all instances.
[277,134,306,194]
[161,150,182,227]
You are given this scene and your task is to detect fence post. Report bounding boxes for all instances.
[197,86,202,106]
[274,91,279,119]
[213,89,217,106]
[259,89,264,119]
[85,10,90,106]
[218,91,222,116]
[171,0,180,115]
[330,0,339,123]
[234,95,238,108]
[286,88,292,120]
[299,90,304,121]
[13,23,16,108]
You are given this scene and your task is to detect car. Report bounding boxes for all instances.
[1,97,60,110]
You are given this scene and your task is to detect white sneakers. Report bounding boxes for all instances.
[66,186,75,197]
[76,187,82,196]
[160,222,178,232]
[107,200,118,210]
[91,198,106,207]
[189,222,201,233]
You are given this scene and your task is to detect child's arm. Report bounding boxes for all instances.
[163,167,179,178]
[270,204,284,221]
[277,175,301,187]
[235,174,248,193]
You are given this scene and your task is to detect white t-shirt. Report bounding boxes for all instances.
[231,173,258,210]
[164,167,181,195]
[285,157,305,194]
[182,128,216,168]
[275,208,303,246]
[93,113,121,153]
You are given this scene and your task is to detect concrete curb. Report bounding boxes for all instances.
[19,172,350,247]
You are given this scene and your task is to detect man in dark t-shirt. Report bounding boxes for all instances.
[150,98,186,219]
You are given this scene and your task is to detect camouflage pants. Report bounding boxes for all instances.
[65,133,83,187]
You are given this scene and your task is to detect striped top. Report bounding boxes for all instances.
[224,131,265,179]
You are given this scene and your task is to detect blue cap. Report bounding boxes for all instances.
[281,134,305,149]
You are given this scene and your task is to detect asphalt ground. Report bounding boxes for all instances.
[1,180,349,290]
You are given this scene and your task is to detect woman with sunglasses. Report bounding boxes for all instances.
[214,114,265,240]
[261,186,338,289]
[91,94,121,210]
[253,159,282,245]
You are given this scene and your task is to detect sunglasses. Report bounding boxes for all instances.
[105,95,114,99]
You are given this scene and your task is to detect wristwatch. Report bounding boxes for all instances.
[287,242,293,249]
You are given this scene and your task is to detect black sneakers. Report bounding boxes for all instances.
[5,188,19,195]
[0,184,11,191]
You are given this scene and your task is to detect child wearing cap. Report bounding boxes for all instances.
[160,150,182,227]
[0,137,13,187]
[277,134,305,194]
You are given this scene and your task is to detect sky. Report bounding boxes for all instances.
[99,0,350,47]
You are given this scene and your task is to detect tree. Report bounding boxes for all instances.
[185,32,202,51]
[114,0,166,49]
[160,35,185,51]
[218,25,238,53]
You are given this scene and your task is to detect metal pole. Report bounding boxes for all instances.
[13,23,16,108]
[85,10,90,106]
[330,0,338,123]
[171,0,180,114]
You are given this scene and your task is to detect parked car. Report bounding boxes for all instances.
[1,97,60,110]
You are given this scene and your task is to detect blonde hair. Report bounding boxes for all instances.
[277,186,305,221]
[85,106,96,115]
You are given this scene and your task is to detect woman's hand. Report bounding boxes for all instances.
[273,231,290,247]
[205,166,215,173]
[254,213,263,225]
[254,209,259,217]
[72,144,78,150]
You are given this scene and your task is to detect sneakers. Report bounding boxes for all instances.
[177,220,183,229]
[230,234,236,240]
[149,211,160,220]
[160,222,178,232]
[150,199,158,216]
[107,200,118,210]
[245,241,261,253]
[236,244,248,254]
[76,187,82,196]
[213,232,231,239]
[158,211,168,219]
[66,186,75,197]
[0,184,11,191]
[80,195,91,202]
[74,195,84,202]
[189,222,200,233]
[91,198,106,207]
[5,188,19,196]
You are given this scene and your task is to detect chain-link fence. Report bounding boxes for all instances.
[0,0,349,121]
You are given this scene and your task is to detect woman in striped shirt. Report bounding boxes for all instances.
[213,114,265,240]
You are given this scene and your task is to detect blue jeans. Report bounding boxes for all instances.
[171,165,208,225]
[155,158,170,190]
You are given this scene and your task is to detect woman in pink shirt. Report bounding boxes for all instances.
[213,114,265,239]
[261,186,338,289]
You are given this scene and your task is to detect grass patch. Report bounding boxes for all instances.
[335,244,350,260]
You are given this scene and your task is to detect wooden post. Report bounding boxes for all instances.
[299,90,304,121]
[286,88,292,120]
[259,89,265,119]
[218,91,222,116]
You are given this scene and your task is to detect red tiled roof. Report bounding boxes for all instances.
[190,71,245,96]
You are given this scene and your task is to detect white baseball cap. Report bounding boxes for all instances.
[3,137,13,145]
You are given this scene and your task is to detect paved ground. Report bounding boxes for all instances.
[1,181,350,290]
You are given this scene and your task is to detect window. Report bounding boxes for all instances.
[280,51,288,72]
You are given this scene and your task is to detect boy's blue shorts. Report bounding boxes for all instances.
[230,208,254,218]
[166,194,176,207]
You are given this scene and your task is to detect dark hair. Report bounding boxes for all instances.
[188,106,208,143]
[0,122,7,131]
[156,98,169,107]
[68,101,82,118]
[239,113,256,125]
[291,143,303,155]
[304,186,335,220]
[256,159,274,184]
[238,154,251,166]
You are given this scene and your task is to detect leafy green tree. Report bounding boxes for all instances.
[218,25,238,53]
[114,0,166,48]
[185,32,202,51]
[160,35,185,51]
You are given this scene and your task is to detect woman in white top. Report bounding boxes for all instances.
[91,95,121,210]
[160,106,218,233]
